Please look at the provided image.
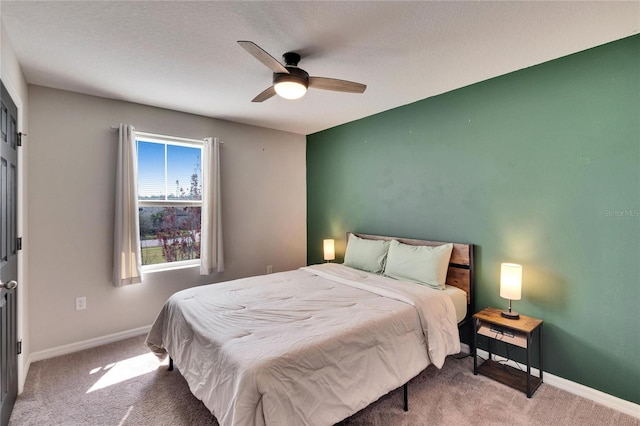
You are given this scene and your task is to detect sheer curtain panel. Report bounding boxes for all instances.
[113,124,142,286]
[200,137,224,275]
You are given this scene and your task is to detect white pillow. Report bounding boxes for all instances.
[384,240,453,289]
[343,234,390,274]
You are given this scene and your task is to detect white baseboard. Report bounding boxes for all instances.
[28,325,151,364]
[463,346,639,420]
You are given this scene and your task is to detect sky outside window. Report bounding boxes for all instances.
[137,140,201,199]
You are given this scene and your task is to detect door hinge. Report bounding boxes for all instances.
[17,132,26,147]
[17,340,22,355]
[17,237,22,251]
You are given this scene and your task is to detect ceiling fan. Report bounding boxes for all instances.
[238,40,367,102]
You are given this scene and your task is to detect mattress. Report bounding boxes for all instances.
[444,284,468,323]
[146,263,461,426]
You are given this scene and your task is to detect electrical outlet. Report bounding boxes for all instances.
[267,265,273,274]
[75,296,86,311]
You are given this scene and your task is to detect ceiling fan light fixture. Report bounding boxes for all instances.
[274,81,307,99]
[273,72,308,100]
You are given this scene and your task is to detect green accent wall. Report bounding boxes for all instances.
[307,35,640,404]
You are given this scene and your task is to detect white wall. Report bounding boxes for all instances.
[1,15,30,393]
[27,85,306,353]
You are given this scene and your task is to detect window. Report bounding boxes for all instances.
[136,132,202,269]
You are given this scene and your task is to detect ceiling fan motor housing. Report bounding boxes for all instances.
[273,66,309,88]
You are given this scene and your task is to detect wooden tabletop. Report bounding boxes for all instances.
[473,307,542,334]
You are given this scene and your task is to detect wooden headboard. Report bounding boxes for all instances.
[349,232,475,316]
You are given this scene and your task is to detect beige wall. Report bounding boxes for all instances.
[27,85,306,353]
[1,18,30,392]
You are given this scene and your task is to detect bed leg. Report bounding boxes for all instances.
[403,383,408,411]
[168,357,174,371]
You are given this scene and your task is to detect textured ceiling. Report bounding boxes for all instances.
[1,1,638,135]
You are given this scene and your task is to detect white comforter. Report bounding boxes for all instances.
[145,263,460,426]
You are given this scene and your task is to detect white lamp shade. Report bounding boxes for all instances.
[274,81,307,99]
[500,263,522,300]
[323,239,335,261]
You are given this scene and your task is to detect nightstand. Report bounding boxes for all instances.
[473,307,543,398]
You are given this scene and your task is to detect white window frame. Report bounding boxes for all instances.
[135,131,203,272]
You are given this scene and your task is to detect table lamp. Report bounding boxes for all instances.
[500,263,522,319]
[323,239,335,262]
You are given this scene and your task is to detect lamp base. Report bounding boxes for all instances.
[501,309,520,319]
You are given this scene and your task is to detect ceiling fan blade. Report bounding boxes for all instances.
[238,41,289,74]
[252,86,277,103]
[309,77,366,94]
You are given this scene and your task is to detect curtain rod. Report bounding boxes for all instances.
[109,125,223,144]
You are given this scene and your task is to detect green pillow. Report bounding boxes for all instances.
[343,234,390,274]
[384,240,453,289]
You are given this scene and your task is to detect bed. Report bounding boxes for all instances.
[145,232,474,426]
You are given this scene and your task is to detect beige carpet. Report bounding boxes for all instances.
[9,335,639,426]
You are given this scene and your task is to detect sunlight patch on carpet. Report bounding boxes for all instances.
[87,352,161,393]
